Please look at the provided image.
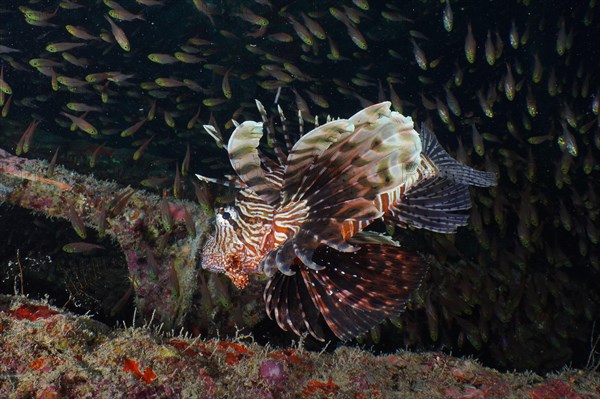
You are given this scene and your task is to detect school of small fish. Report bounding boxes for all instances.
[0,0,598,369]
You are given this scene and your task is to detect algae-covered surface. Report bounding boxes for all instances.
[0,295,598,398]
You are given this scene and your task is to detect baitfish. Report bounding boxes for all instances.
[197,101,496,341]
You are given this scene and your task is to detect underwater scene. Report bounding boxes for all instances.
[0,0,599,397]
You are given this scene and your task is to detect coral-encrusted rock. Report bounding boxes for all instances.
[1,295,599,399]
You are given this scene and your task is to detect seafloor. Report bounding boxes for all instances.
[0,295,598,398]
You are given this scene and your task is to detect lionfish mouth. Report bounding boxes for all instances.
[198,100,497,341]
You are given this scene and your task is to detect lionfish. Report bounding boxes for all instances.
[197,101,496,341]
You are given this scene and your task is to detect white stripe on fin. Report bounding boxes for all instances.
[228,120,280,204]
[348,101,392,126]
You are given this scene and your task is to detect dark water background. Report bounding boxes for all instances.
[0,0,599,372]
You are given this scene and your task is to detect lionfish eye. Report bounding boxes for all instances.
[221,211,231,220]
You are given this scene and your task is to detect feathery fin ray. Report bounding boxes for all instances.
[264,241,426,341]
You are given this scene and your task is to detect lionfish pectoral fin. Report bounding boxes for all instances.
[388,176,474,233]
[260,241,297,277]
[275,244,297,276]
[292,199,381,257]
[283,119,355,199]
[264,264,325,340]
[292,225,366,271]
[421,125,497,187]
[291,232,324,271]
[264,243,427,341]
[296,110,422,216]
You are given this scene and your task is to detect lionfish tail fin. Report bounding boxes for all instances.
[421,125,497,187]
[388,176,474,233]
[385,126,498,233]
[264,243,427,341]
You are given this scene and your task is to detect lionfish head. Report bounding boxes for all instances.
[201,206,250,288]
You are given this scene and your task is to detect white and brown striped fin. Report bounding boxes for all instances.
[260,105,423,275]
[264,241,426,341]
[264,258,324,339]
[348,101,392,127]
[255,100,287,166]
[295,107,420,207]
[227,120,280,205]
[289,112,420,241]
[282,119,355,201]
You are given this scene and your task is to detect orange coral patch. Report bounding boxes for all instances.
[123,358,157,384]
[303,378,339,396]
[216,341,254,365]
[9,304,58,321]
[269,349,313,370]
[29,357,50,370]
[167,339,201,356]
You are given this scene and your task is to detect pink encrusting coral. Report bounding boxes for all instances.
[259,359,286,390]
[1,295,598,398]
[0,147,249,332]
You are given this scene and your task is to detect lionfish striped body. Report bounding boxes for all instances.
[198,101,496,340]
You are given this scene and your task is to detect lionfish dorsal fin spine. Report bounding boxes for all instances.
[297,109,304,136]
[203,124,225,149]
[228,120,280,204]
[276,103,295,153]
[255,99,267,117]
[256,100,287,166]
